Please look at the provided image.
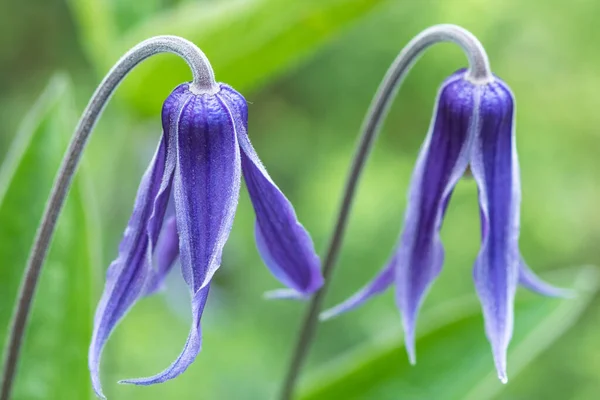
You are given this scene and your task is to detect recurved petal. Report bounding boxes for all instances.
[263,288,308,300]
[89,85,187,398]
[470,79,519,383]
[144,216,179,296]
[518,256,573,298]
[394,73,476,364]
[120,285,211,385]
[320,263,394,321]
[218,85,323,295]
[173,93,241,293]
[89,138,172,398]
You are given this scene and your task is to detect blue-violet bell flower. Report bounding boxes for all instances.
[89,83,323,398]
[321,69,568,383]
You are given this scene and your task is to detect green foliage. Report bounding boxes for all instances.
[71,0,386,115]
[0,75,100,399]
[1,0,599,399]
[66,0,116,69]
[300,268,598,400]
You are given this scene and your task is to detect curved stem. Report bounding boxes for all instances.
[278,24,492,400]
[0,36,217,400]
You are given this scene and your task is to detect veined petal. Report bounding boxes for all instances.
[89,86,188,399]
[320,263,394,321]
[518,256,573,298]
[145,86,188,271]
[470,78,519,383]
[394,73,477,364]
[123,87,241,386]
[144,216,179,296]
[174,92,241,293]
[120,285,210,385]
[89,140,165,398]
[218,85,323,295]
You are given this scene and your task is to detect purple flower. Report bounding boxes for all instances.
[89,83,323,398]
[321,69,568,382]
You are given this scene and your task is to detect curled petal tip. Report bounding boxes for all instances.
[498,371,508,384]
[119,286,210,386]
[518,259,574,298]
[253,215,322,295]
[90,354,107,399]
[119,372,179,386]
[492,343,509,384]
[319,307,343,322]
[119,375,175,386]
[407,348,417,366]
[263,288,309,300]
[320,264,395,322]
[547,287,577,299]
[92,387,106,399]
[89,132,177,397]
[399,276,428,368]
[318,313,331,322]
[402,308,418,365]
[91,380,106,400]
[403,325,417,366]
[521,279,575,299]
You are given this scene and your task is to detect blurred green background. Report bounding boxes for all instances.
[1,0,599,399]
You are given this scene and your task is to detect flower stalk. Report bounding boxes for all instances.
[278,24,493,400]
[0,36,216,400]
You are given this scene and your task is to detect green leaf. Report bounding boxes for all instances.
[114,0,386,115]
[301,267,599,400]
[0,75,101,399]
[66,0,117,71]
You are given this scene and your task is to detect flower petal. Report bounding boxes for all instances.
[145,86,188,271]
[120,285,210,385]
[320,263,394,321]
[518,256,573,298]
[89,87,188,398]
[218,85,323,295]
[144,216,179,296]
[469,79,519,383]
[394,73,476,364]
[263,288,310,300]
[174,92,241,293]
[124,89,241,386]
[89,140,169,398]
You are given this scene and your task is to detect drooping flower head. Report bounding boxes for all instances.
[321,69,568,382]
[89,82,323,398]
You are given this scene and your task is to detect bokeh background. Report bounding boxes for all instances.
[1,0,600,399]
